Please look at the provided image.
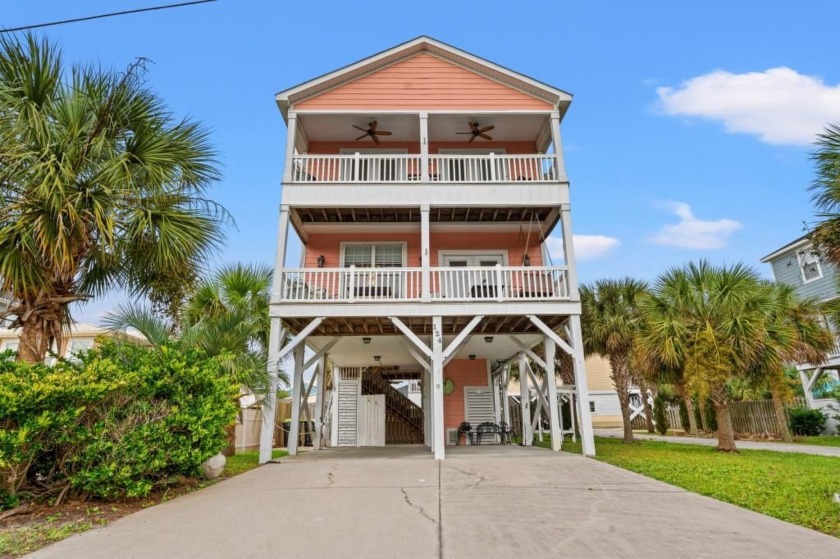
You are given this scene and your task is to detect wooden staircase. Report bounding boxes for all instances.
[362,368,424,444]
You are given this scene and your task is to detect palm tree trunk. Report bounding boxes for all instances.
[18,315,54,364]
[610,355,635,443]
[711,385,737,451]
[683,393,698,435]
[770,387,793,442]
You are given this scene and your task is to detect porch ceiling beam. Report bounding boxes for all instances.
[278,317,325,361]
[443,315,483,366]
[510,335,547,370]
[389,316,432,358]
[402,341,431,371]
[302,337,339,371]
[528,315,574,357]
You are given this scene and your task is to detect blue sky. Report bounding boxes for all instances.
[5,1,840,322]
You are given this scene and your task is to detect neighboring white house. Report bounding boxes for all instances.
[0,322,148,362]
[762,235,840,434]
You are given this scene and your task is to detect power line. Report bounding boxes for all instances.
[0,1,218,34]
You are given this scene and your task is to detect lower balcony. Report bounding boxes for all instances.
[277,266,570,303]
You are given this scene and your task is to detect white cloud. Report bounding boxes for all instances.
[546,234,621,261]
[648,202,741,249]
[656,67,840,145]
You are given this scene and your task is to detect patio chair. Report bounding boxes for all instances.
[475,422,501,445]
[497,421,514,445]
[456,422,474,446]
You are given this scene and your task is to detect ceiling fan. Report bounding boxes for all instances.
[456,121,495,142]
[352,120,392,145]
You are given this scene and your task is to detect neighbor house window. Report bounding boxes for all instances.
[797,247,823,283]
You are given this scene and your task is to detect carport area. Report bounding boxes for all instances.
[28,446,840,558]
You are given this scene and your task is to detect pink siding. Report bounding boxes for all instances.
[295,53,552,111]
[443,359,489,430]
[304,232,543,269]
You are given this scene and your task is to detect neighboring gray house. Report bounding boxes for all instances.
[761,234,840,433]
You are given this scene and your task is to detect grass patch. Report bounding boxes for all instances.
[791,435,840,447]
[0,515,97,558]
[225,449,288,476]
[536,436,840,537]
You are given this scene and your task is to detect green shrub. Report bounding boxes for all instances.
[0,342,239,507]
[703,398,718,432]
[653,396,669,435]
[787,407,826,436]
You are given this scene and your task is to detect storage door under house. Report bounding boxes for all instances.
[441,253,504,299]
[336,369,361,447]
[357,395,386,447]
[343,243,405,298]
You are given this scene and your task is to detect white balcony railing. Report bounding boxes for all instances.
[277,266,569,303]
[289,153,558,184]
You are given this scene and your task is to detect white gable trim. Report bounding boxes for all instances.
[275,36,572,119]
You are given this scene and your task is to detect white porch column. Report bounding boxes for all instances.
[549,111,568,182]
[544,337,562,451]
[432,316,445,459]
[569,316,596,456]
[419,112,429,181]
[259,317,284,464]
[421,204,431,301]
[287,343,306,456]
[518,352,532,446]
[270,205,291,303]
[314,355,327,450]
[559,205,580,300]
[502,362,511,426]
[282,112,298,183]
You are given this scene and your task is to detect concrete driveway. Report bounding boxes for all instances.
[28,446,839,558]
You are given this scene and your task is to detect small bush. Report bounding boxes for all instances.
[653,396,669,435]
[0,342,239,507]
[787,407,826,436]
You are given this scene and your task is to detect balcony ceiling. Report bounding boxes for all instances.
[303,319,554,369]
[294,206,554,224]
[297,113,550,145]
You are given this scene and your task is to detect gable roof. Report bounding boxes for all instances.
[275,36,572,120]
[760,234,812,263]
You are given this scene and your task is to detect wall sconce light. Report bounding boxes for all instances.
[362,337,371,345]
[484,336,494,343]
[373,355,381,363]
[317,255,326,268]
[469,354,476,360]
[522,254,531,266]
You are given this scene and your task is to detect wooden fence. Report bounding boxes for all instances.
[632,397,807,435]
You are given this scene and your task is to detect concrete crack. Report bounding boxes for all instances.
[401,487,438,526]
[448,466,488,487]
[325,466,336,488]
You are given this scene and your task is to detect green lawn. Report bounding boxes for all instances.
[791,435,840,447]
[536,436,840,537]
[225,449,288,476]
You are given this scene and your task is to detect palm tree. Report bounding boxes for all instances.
[752,283,832,441]
[105,263,287,392]
[637,261,774,452]
[0,34,227,363]
[580,278,649,443]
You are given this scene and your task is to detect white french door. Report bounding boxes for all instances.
[441,253,505,299]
